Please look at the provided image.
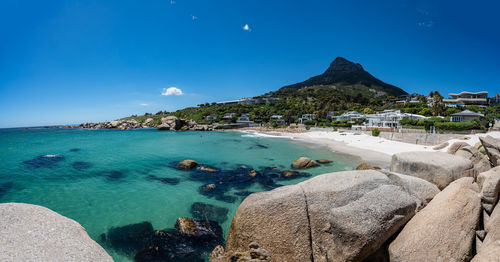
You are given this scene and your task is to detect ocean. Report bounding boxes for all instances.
[0,128,357,261]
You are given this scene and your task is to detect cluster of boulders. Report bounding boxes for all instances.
[67,115,218,131]
[212,135,500,261]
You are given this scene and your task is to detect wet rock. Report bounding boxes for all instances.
[317,159,332,164]
[157,124,170,131]
[146,175,180,185]
[22,154,65,169]
[178,160,198,169]
[200,184,217,192]
[72,161,93,170]
[291,157,318,169]
[190,202,229,223]
[106,221,154,255]
[248,170,258,177]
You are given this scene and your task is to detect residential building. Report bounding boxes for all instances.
[326,111,338,119]
[336,111,364,121]
[450,110,484,122]
[222,113,237,121]
[443,91,489,107]
[205,114,218,120]
[489,93,500,106]
[365,110,427,128]
[270,115,286,125]
[299,114,316,123]
[236,113,252,123]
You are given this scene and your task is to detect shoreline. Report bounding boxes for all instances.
[236,128,500,169]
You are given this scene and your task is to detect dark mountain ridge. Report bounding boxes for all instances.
[279,57,407,97]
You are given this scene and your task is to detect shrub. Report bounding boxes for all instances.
[306,125,311,130]
[333,127,338,131]
[372,129,380,136]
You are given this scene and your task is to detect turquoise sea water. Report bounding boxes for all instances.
[0,128,357,261]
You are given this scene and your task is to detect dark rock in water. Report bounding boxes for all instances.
[107,221,154,255]
[234,191,254,198]
[200,184,217,193]
[135,219,224,262]
[103,170,126,181]
[317,159,332,164]
[22,155,65,169]
[190,202,229,223]
[146,175,180,185]
[196,165,219,172]
[249,143,268,150]
[72,161,93,170]
[69,148,81,152]
[215,194,238,203]
[0,182,14,199]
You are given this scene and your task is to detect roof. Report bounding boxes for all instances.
[449,91,488,96]
[451,110,484,117]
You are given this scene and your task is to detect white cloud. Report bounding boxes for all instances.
[242,24,251,31]
[170,0,175,4]
[191,15,198,20]
[161,87,183,96]
[140,103,150,107]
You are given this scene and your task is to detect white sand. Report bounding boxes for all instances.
[240,130,500,168]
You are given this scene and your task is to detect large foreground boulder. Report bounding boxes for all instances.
[477,166,500,213]
[0,203,112,262]
[225,170,439,262]
[473,202,500,261]
[480,135,500,166]
[390,151,476,189]
[388,177,481,262]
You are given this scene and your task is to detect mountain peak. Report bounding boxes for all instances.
[279,56,407,96]
[325,57,364,73]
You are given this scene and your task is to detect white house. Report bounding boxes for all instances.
[336,111,365,121]
[450,110,484,122]
[205,114,217,120]
[299,114,316,123]
[365,110,427,128]
[236,113,252,123]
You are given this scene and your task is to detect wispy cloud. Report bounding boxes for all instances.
[242,24,251,31]
[418,21,434,27]
[191,15,198,20]
[140,103,150,107]
[170,0,175,4]
[161,87,183,96]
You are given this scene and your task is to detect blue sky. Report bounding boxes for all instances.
[0,0,499,128]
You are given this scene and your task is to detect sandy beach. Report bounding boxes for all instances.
[239,129,500,168]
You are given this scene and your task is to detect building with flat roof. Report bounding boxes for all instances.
[443,91,488,107]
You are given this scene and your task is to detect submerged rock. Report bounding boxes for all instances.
[72,161,93,170]
[135,218,224,262]
[190,202,229,223]
[146,175,180,185]
[106,221,154,255]
[0,182,13,199]
[291,157,318,169]
[178,160,198,169]
[69,148,81,152]
[103,170,126,181]
[22,154,65,169]
[317,159,332,164]
[0,203,112,261]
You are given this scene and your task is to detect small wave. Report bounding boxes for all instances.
[240,132,291,139]
[43,154,60,158]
